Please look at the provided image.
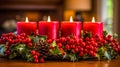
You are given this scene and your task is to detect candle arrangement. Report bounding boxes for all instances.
[0,16,120,63]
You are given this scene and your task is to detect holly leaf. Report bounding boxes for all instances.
[50,40,56,47]
[96,54,100,60]
[38,35,47,42]
[15,44,26,54]
[0,44,6,56]
[9,52,17,59]
[68,53,77,61]
[49,47,62,55]
[104,51,111,60]
[113,33,118,39]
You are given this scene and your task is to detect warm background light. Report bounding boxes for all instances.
[65,0,91,11]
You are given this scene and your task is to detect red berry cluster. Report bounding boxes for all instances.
[0,33,32,56]
[30,50,44,63]
[54,36,98,57]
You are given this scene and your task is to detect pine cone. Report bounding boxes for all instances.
[35,40,50,59]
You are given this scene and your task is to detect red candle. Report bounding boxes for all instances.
[38,16,59,39]
[17,17,37,35]
[83,17,103,36]
[61,16,81,38]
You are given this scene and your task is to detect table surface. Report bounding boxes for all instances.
[0,57,120,67]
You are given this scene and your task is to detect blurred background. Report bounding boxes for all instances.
[0,0,119,36]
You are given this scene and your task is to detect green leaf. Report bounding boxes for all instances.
[96,54,100,60]
[104,51,111,60]
[9,52,17,59]
[68,53,77,61]
[0,44,6,56]
[50,40,56,47]
[50,46,62,55]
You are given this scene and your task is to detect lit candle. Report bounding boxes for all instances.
[38,16,59,39]
[17,17,37,35]
[61,16,81,38]
[83,17,103,36]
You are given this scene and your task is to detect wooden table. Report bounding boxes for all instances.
[0,57,120,67]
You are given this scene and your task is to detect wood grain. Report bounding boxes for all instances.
[0,57,120,67]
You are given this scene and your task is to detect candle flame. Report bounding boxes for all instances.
[92,17,95,22]
[70,16,73,22]
[47,16,51,22]
[25,17,29,23]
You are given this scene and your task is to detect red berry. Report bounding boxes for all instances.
[89,50,94,55]
[110,42,115,47]
[22,39,27,43]
[28,43,32,47]
[62,52,66,55]
[65,45,70,50]
[34,55,38,59]
[18,39,22,42]
[40,58,44,63]
[74,48,79,52]
[57,43,62,48]
[86,41,90,45]
[114,48,118,52]
[90,38,94,41]
[79,52,83,56]
[93,47,97,52]
[56,39,60,43]
[85,46,89,49]
[8,39,12,42]
[69,39,74,44]
[21,33,26,37]
[16,35,21,39]
[92,52,96,57]
[31,50,35,55]
[84,48,88,53]
[113,38,117,42]
[93,43,98,47]
[81,42,85,47]
[35,52,40,56]
[66,36,70,41]
[79,38,83,43]
[34,59,38,63]
[107,35,112,39]
[102,40,107,44]
[21,36,25,39]
[85,37,89,41]
[2,34,7,37]
[89,45,94,50]
[26,38,31,43]
[49,46,54,49]
[79,47,83,51]
[70,45,75,49]
[60,37,66,42]
[47,39,53,44]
